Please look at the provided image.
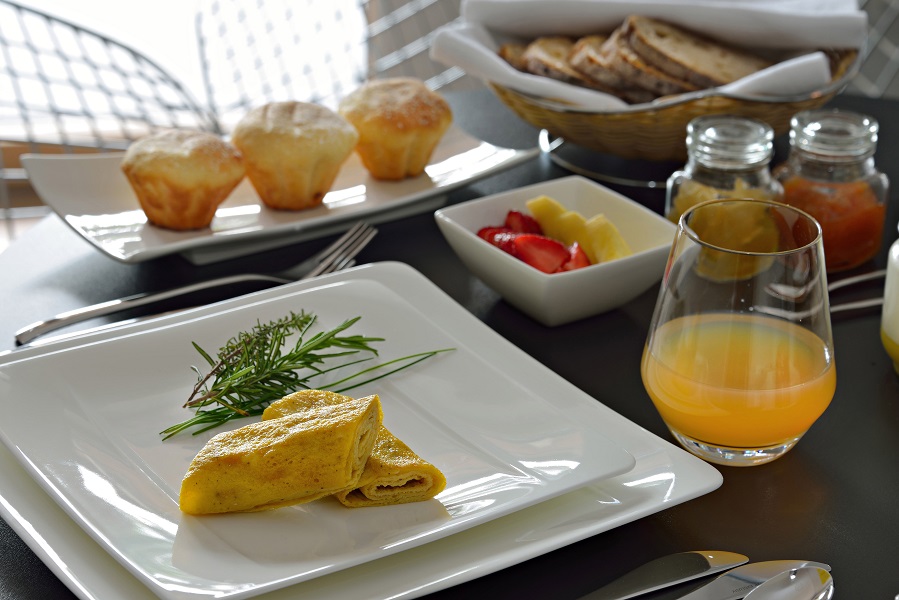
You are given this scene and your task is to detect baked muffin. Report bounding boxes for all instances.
[120,130,245,230]
[231,101,359,210]
[338,78,453,181]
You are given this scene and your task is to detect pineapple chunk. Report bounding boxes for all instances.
[553,211,587,247]
[526,194,633,264]
[584,214,632,263]
[525,195,566,240]
[526,195,587,247]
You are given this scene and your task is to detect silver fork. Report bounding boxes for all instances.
[15,222,378,346]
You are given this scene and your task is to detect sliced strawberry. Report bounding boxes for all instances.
[477,226,519,255]
[477,226,512,241]
[561,242,592,271]
[512,234,569,273]
[504,210,542,234]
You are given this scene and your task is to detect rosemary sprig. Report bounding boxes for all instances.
[161,310,452,440]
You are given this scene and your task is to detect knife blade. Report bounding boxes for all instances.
[579,551,749,600]
[676,560,831,600]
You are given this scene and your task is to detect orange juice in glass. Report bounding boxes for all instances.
[642,199,836,466]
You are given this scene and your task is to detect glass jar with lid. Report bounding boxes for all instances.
[665,115,783,223]
[775,108,888,273]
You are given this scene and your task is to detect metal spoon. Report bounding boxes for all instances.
[742,566,834,600]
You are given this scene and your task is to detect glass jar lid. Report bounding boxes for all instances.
[686,115,774,170]
[789,108,878,161]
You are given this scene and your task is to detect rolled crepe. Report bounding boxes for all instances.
[179,394,382,515]
[264,390,446,508]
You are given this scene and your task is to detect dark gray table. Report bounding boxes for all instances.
[1,90,897,599]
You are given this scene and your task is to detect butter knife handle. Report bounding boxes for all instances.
[14,274,289,346]
[579,551,749,600]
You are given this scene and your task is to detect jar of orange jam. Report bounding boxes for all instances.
[775,109,888,273]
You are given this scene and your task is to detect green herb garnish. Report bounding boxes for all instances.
[161,310,451,439]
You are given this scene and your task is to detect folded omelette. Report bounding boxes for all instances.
[179,394,381,515]
[263,390,446,508]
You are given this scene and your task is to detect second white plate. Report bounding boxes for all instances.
[22,126,537,264]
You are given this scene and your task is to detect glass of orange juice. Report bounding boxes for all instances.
[641,198,836,466]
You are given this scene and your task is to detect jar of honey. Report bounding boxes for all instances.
[665,115,783,223]
[883,231,899,374]
[775,109,888,273]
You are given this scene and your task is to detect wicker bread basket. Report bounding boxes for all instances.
[490,50,861,162]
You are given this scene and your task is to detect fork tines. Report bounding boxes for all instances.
[303,222,378,280]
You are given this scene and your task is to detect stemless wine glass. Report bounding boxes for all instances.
[641,198,836,466]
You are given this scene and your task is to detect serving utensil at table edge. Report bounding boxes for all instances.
[741,566,833,600]
[578,550,748,600]
[14,221,378,347]
[828,267,887,313]
[757,267,887,320]
[675,560,831,600]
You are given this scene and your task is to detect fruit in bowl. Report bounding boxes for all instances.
[477,210,590,273]
[476,197,632,273]
[434,175,677,326]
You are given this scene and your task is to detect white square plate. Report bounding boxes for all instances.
[0,262,722,600]
[0,264,641,600]
[21,126,537,264]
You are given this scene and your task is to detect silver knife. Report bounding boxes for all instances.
[579,551,749,600]
[676,560,832,600]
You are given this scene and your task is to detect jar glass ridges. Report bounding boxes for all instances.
[776,108,889,273]
[791,109,877,161]
[666,115,783,223]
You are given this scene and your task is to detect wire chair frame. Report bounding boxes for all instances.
[0,0,221,240]
[0,1,220,150]
[195,0,477,131]
[848,0,899,99]
[363,0,469,88]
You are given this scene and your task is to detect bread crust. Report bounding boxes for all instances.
[120,130,245,230]
[568,35,619,88]
[231,101,358,210]
[499,42,529,71]
[601,28,699,96]
[624,15,771,88]
[493,14,782,105]
[568,35,657,104]
[521,36,590,86]
[339,77,452,180]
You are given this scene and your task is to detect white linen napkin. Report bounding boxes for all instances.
[430,0,867,110]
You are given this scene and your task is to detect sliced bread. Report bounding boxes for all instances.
[624,15,771,88]
[498,42,529,71]
[520,36,646,102]
[601,27,699,96]
[521,36,597,86]
[568,35,657,104]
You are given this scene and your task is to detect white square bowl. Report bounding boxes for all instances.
[434,176,677,326]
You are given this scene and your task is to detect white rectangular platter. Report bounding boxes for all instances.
[22,127,537,264]
[0,262,721,600]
